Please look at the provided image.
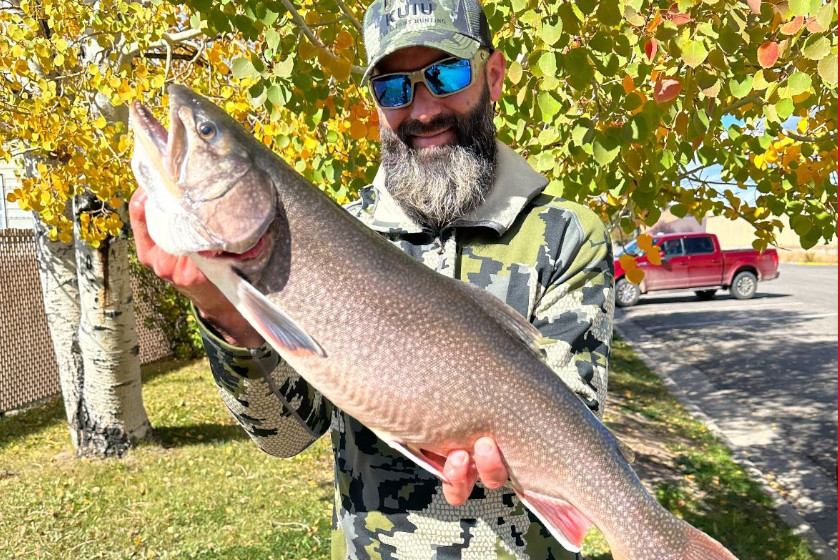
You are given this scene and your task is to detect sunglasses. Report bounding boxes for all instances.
[369,50,490,109]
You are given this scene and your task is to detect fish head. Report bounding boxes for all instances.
[130,84,277,260]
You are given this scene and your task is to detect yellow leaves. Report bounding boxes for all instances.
[637,233,662,265]
[756,134,805,173]
[618,250,649,283]
[13,58,29,75]
[625,267,645,284]
[796,117,809,134]
[150,74,166,89]
[349,119,368,140]
[299,39,319,61]
[319,51,352,82]
[334,30,354,50]
[34,42,50,59]
[618,253,637,271]
[117,133,131,153]
[53,37,68,54]
[93,116,107,129]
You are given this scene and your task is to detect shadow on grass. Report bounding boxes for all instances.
[154,423,249,447]
[0,395,65,449]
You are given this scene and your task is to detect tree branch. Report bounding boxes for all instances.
[783,130,838,144]
[279,0,366,75]
[721,93,762,114]
[118,29,205,64]
[334,0,363,32]
[677,165,707,180]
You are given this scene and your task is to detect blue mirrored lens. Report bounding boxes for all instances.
[424,58,471,96]
[372,75,412,107]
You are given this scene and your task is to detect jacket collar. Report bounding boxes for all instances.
[367,141,548,235]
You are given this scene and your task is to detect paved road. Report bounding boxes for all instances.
[614,262,838,558]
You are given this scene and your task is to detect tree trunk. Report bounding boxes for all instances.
[32,209,84,450]
[70,192,153,457]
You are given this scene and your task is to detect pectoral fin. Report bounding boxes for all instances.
[369,429,450,484]
[192,255,326,358]
[514,489,593,553]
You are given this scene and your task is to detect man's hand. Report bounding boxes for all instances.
[129,186,264,347]
[442,437,509,506]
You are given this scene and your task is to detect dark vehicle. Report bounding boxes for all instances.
[614,232,780,307]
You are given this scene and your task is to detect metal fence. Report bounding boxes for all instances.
[0,229,173,413]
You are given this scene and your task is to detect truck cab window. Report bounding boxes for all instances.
[661,239,684,256]
[684,236,715,255]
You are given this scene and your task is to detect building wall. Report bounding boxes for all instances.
[639,208,837,252]
[0,159,34,230]
[0,229,173,413]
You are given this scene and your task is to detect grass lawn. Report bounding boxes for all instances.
[0,339,819,559]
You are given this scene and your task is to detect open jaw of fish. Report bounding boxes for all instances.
[129,87,277,267]
[129,84,741,560]
[129,89,323,357]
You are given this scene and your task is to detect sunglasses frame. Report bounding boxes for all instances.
[369,49,491,109]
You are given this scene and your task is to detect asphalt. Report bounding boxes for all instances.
[613,262,838,560]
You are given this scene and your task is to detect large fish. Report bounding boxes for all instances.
[129,84,739,560]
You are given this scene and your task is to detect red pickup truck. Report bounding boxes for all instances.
[614,232,780,307]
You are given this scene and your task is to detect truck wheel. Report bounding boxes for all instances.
[615,278,640,307]
[731,271,757,300]
[695,289,717,300]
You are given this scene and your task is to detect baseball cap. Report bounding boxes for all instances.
[362,0,493,82]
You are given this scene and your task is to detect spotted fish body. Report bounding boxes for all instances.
[129,84,739,560]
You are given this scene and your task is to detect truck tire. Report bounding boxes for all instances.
[615,278,640,307]
[731,271,757,300]
[694,289,717,300]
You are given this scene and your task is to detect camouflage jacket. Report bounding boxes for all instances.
[200,141,615,560]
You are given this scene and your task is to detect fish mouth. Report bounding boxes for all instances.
[129,97,187,190]
[196,211,278,272]
[198,234,267,261]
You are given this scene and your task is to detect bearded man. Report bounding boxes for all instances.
[130,0,614,557]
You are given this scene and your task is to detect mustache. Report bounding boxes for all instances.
[397,114,459,144]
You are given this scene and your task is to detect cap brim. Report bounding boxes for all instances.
[362,30,481,82]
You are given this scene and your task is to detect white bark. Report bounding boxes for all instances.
[32,205,83,450]
[71,193,152,456]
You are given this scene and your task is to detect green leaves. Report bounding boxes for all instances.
[562,48,594,90]
[680,40,708,68]
[593,133,620,165]
[817,53,838,85]
[788,71,811,95]
[231,57,258,79]
[537,91,562,120]
[172,0,838,253]
[802,35,831,60]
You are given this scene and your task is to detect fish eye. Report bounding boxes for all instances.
[197,121,217,140]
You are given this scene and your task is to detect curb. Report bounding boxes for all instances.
[614,318,838,560]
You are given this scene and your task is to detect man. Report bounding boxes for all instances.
[130,0,614,557]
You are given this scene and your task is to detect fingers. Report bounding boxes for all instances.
[441,450,478,507]
[128,186,204,290]
[129,186,157,265]
[473,437,508,490]
[441,438,509,507]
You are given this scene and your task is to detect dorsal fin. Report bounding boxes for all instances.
[454,281,544,357]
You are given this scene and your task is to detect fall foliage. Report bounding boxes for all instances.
[0,0,837,252]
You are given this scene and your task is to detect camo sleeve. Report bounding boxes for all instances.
[533,204,614,419]
[197,314,332,457]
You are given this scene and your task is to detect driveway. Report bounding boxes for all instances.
[614,262,838,558]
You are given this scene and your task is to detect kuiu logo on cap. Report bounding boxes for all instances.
[382,0,436,26]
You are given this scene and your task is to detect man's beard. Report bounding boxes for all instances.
[379,84,497,229]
